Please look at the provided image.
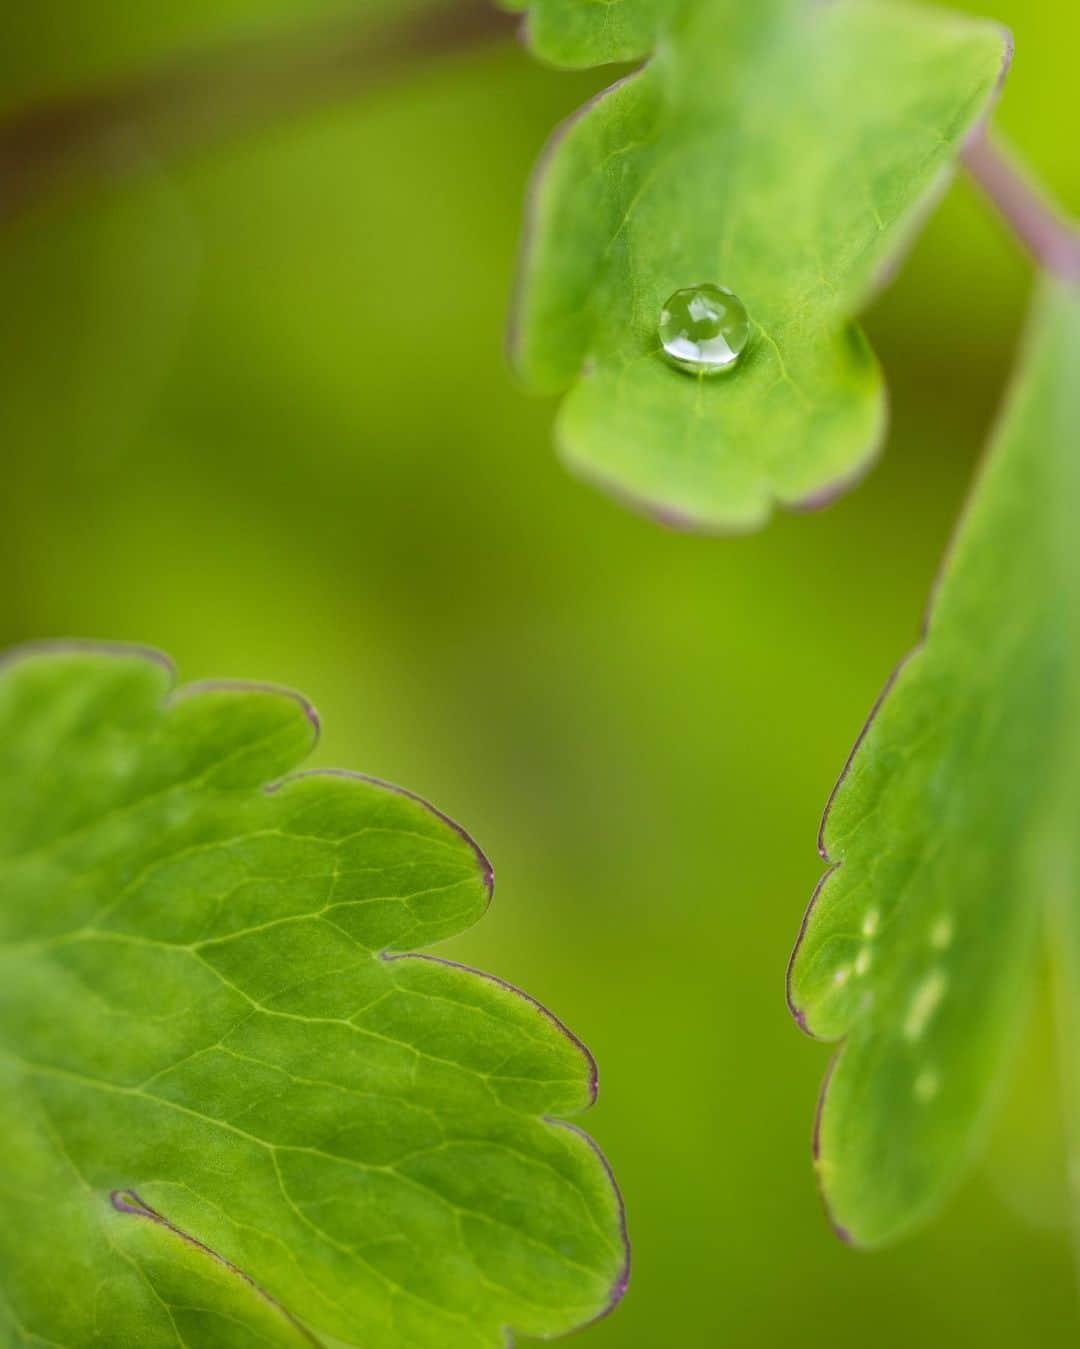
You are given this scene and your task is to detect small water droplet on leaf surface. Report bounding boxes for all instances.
[659,283,750,375]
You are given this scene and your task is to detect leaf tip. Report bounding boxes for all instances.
[0,638,177,683]
[957,20,1014,158]
[786,864,841,1041]
[541,1119,631,1324]
[993,22,1015,104]
[332,771,495,900]
[390,951,600,1105]
[172,678,322,743]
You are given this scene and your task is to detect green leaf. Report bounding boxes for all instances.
[511,0,1008,530]
[498,0,677,67]
[0,645,627,1346]
[787,276,1080,1248]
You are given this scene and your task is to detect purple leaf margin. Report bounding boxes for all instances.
[7,638,630,1343]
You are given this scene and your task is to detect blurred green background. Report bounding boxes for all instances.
[1,1,1078,1343]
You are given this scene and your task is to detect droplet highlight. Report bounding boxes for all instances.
[903,969,947,1041]
[930,915,954,950]
[659,283,750,375]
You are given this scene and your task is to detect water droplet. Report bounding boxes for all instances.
[832,965,851,988]
[913,1068,939,1102]
[659,283,750,375]
[930,915,954,950]
[903,969,947,1041]
[854,947,872,977]
[861,908,880,938]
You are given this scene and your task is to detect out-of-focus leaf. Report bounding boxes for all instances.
[497,0,676,67]
[0,644,627,1347]
[511,0,1008,530]
[788,277,1080,1248]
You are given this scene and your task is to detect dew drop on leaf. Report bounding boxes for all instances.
[658,283,750,375]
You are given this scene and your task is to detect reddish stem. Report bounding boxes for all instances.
[0,1,513,224]
[964,133,1080,281]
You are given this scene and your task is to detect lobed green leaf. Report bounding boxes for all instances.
[511,0,1008,530]
[788,277,1080,1248]
[0,644,627,1346]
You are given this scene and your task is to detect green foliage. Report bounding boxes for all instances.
[787,278,1080,1248]
[498,0,677,67]
[511,0,1007,530]
[0,645,626,1347]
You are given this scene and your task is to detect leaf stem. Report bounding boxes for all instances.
[0,1,514,224]
[964,133,1080,281]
